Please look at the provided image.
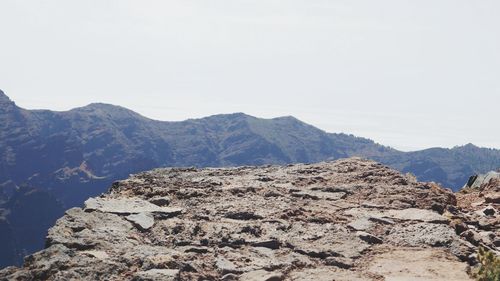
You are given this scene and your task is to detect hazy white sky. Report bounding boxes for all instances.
[1,1,499,151]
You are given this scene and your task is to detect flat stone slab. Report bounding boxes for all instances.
[347,218,373,231]
[126,212,155,231]
[81,250,109,260]
[85,197,182,216]
[367,248,473,281]
[133,269,179,281]
[216,257,240,274]
[381,208,449,224]
[345,208,447,224]
[387,223,456,247]
[288,268,367,281]
[291,190,346,201]
[239,270,284,281]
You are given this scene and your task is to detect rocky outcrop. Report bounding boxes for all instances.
[456,171,500,254]
[1,158,498,280]
[2,90,500,268]
[463,171,500,190]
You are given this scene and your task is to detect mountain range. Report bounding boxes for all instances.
[1,89,500,268]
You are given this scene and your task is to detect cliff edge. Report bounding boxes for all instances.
[1,158,498,280]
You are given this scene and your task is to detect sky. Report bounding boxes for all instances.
[0,1,499,151]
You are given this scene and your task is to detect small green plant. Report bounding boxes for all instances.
[473,247,500,281]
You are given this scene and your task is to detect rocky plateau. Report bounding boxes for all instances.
[1,158,499,280]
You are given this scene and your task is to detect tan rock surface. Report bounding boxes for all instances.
[367,247,472,281]
[0,158,497,280]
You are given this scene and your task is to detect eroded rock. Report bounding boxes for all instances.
[0,158,495,280]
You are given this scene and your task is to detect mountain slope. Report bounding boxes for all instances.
[375,144,500,190]
[1,89,500,268]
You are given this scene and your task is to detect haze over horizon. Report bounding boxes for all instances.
[1,1,499,151]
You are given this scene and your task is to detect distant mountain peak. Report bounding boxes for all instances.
[0,89,12,103]
[462,143,477,148]
[271,115,304,124]
[205,112,249,118]
[226,112,248,117]
[196,112,252,122]
[453,143,481,151]
[70,102,117,113]
[70,102,146,119]
[0,90,17,112]
[79,102,123,110]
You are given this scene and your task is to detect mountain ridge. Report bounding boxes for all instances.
[2,91,497,152]
[1,90,500,193]
[1,89,500,268]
